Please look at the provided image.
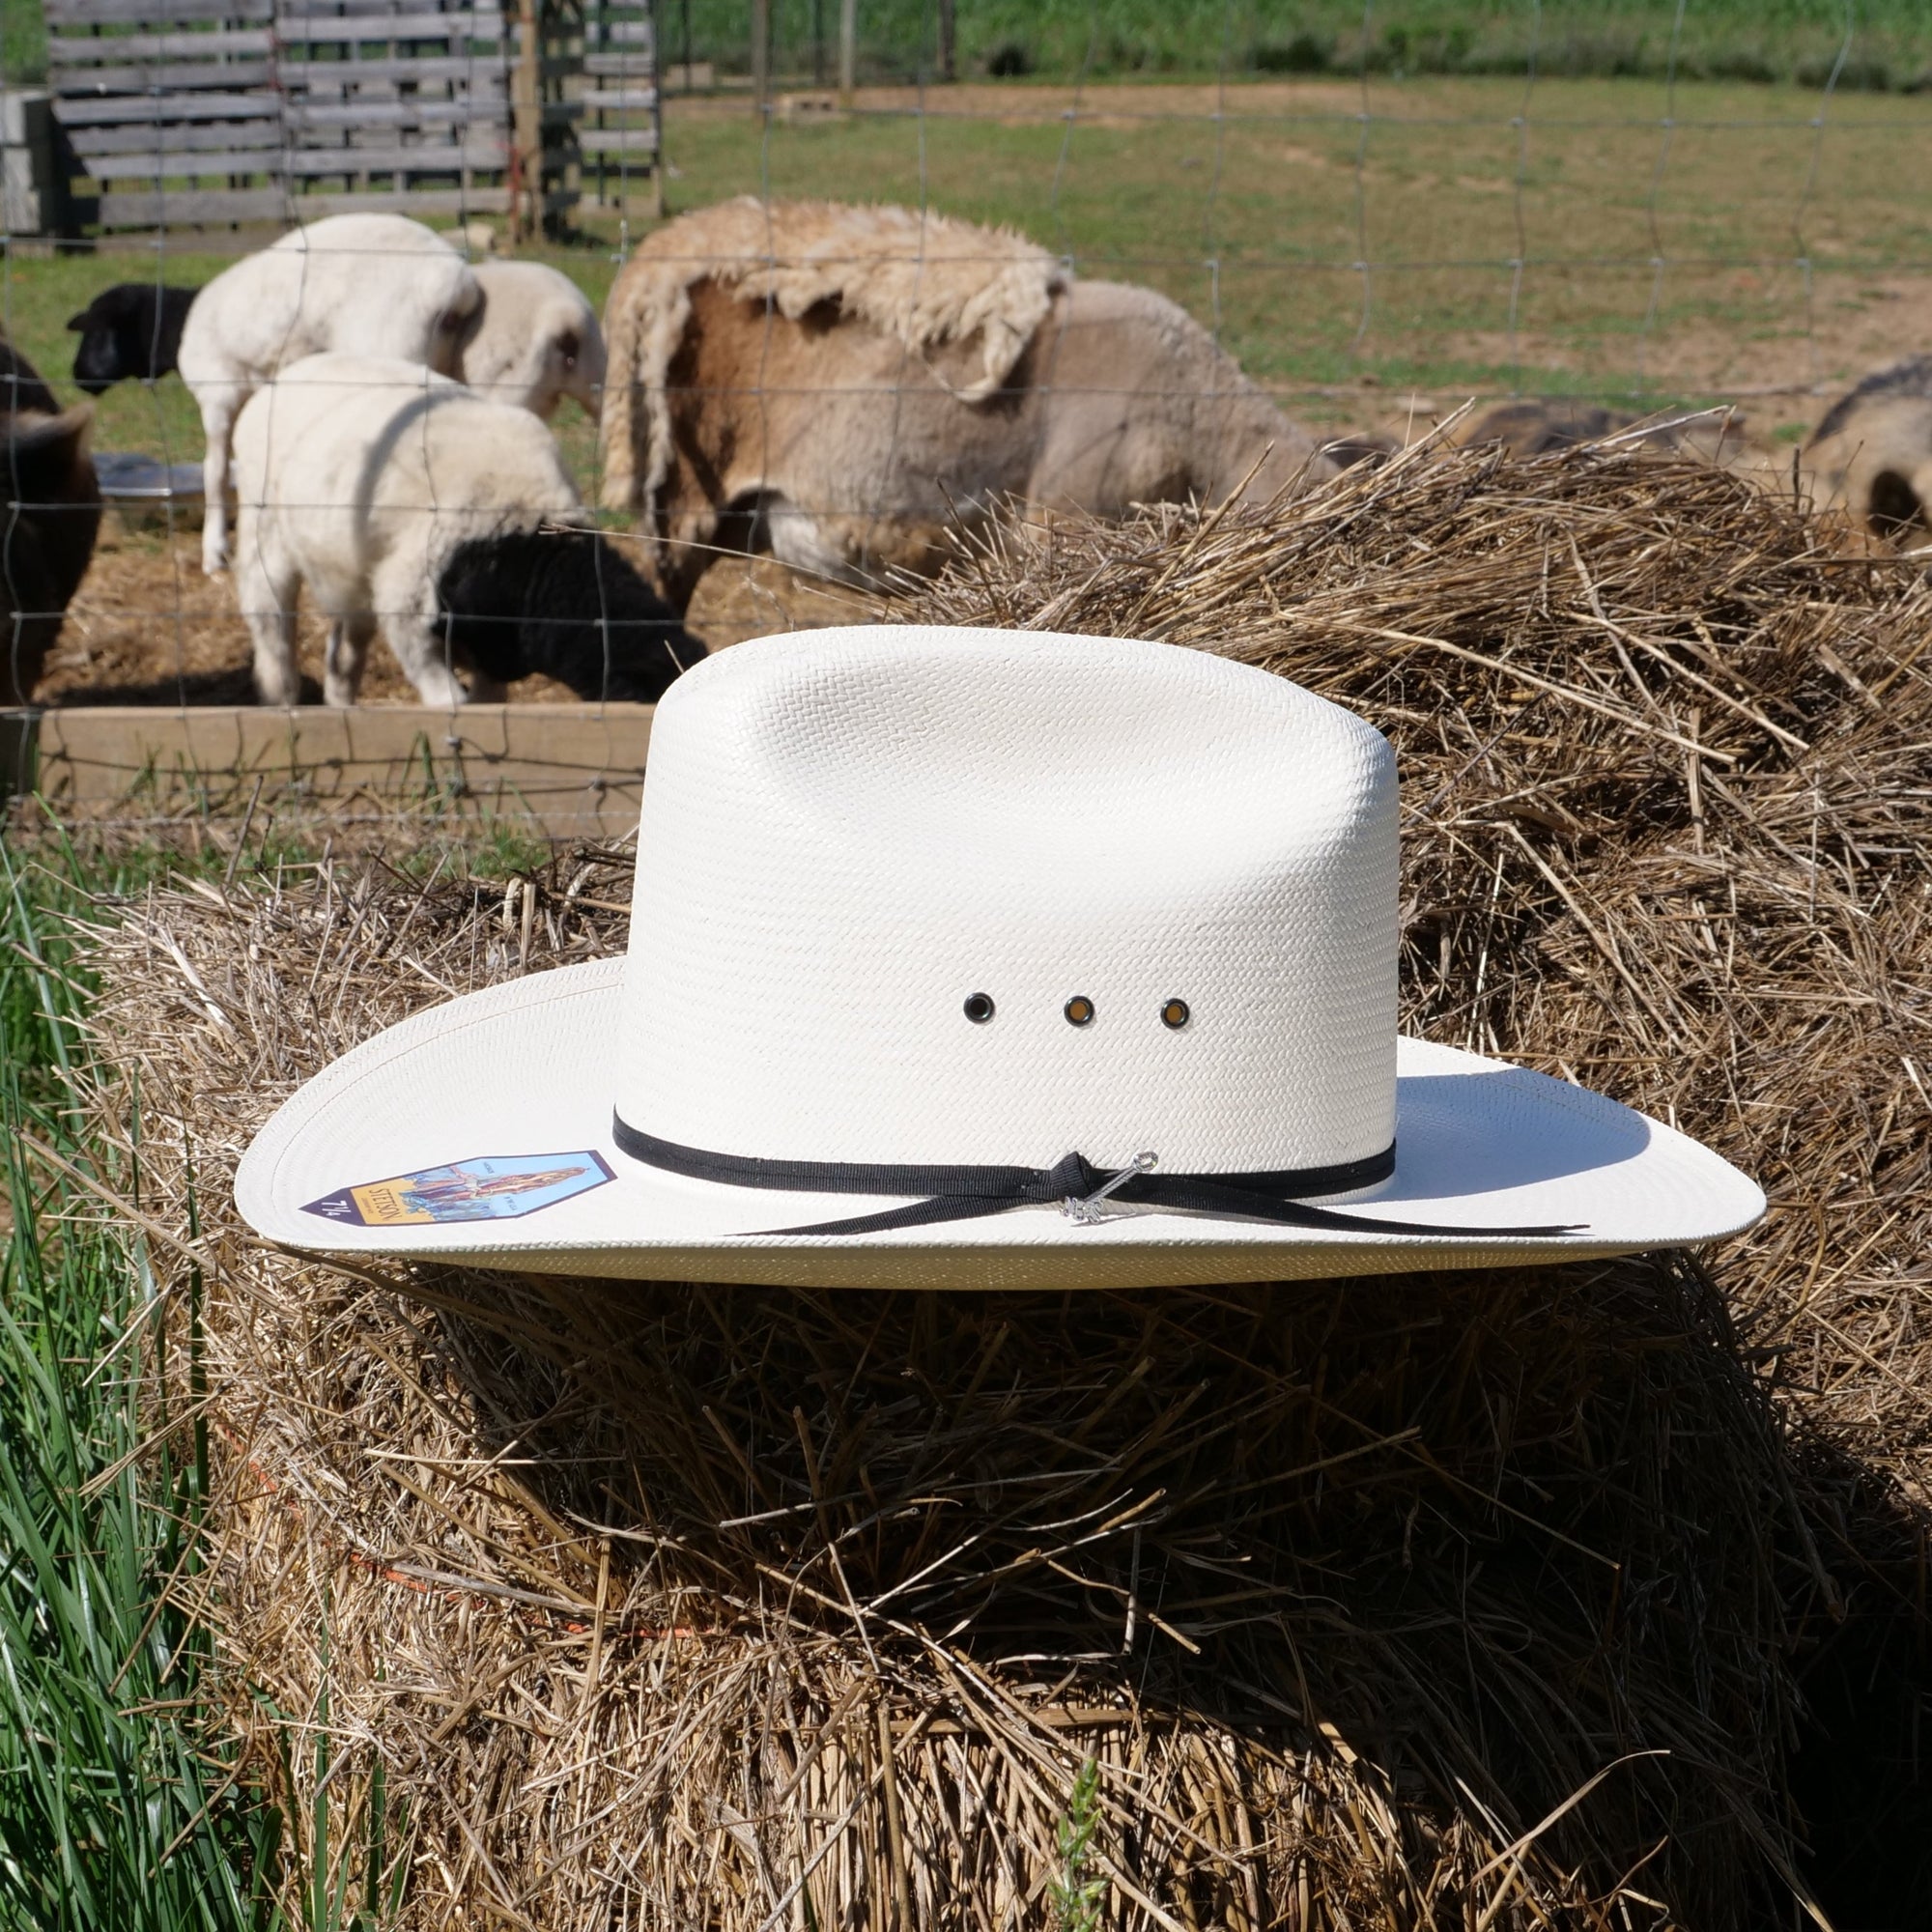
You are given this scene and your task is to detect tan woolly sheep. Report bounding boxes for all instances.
[597,198,1336,612]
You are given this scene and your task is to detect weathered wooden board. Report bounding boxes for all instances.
[279,9,506,39]
[579,85,656,110]
[90,185,289,225]
[576,127,657,155]
[299,126,505,151]
[44,0,273,23]
[304,183,510,213]
[68,119,283,156]
[58,60,277,92]
[280,53,511,84]
[53,90,276,125]
[94,183,511,224]
[281,146,508,177]
[9,704,656,841]
[287,98,490,127]
[85,148,287,184]
[50,27,277,61]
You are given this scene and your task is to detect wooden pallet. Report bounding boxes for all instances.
[278,0,509,210]
[577,0,659,216]
[49,0,290,228]
[44,0,615,230]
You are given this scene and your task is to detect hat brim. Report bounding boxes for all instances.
[236,960,1765,1290]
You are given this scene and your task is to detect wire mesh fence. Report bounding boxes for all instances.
[2,0,1930,834]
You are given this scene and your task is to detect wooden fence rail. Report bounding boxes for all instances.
[2,703,657,841]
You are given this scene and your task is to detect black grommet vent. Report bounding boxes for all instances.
[963,992,995,1023]
[1064,996,1094,1027]
[1161,999,1190,1030]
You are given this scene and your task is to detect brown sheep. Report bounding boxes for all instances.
[2,338,101,706]
[599,198,1336,612]
[1804,358,1932,549]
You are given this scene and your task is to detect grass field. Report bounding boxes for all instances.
[4,71,1927,471]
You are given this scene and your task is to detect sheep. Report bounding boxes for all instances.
[2,336,60,417]
[598,197,1337,613]
[460,260,605,420]
[177,213,481,578]
[1804,357,1932,550]
[66,283,199,394]
[0,339,102,705]
[1448,399,1746,465]
[230,353,700,708]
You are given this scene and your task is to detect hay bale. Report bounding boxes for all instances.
[71,440,1932,1927]
[890,437,1932,1506]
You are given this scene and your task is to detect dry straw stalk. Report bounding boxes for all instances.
[66,437,1932,1929]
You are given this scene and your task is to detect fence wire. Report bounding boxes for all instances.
[0,0,1925,831]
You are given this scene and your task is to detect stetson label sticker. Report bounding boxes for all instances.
[302,1151,615,1227]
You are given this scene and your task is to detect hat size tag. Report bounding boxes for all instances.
[1061,1151,1158,1225]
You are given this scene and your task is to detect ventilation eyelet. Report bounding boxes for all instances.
[1064,996,1094,1027]
[963,992,995,1024]
[1161,999,1190,1030]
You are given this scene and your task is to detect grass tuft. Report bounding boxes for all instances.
[0,850,286,1931]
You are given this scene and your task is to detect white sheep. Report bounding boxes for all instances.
[461,259,606,420]
[178,213,480,577]
[230,353,698,708]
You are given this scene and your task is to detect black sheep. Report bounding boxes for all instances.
[1,337,60,417]
[1,339,102,705]
[434,527,704,702]
[66,283,199,394]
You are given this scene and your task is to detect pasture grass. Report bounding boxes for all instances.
[0,821,552,1930]
[0,843,286,1931]
[652,71,1932,413]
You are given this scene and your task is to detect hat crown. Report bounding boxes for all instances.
[616,627,1398,1175]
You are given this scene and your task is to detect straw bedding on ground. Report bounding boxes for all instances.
[62,434,1932,1928]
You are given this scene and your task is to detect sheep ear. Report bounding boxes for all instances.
[8,404,96,498]
[65,311,92,331]
[453,292,486,349]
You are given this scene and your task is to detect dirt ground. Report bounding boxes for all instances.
[35,521,868,707]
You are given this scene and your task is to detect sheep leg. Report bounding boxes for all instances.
[323,611,377,707]
[383,604,470,708]
[652,511,726,616]
[195,385,240,576]
[235,542,302,707]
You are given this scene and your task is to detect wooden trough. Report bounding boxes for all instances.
[0,701,655,841]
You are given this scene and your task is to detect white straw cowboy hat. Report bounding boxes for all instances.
[237,626,1764,1290]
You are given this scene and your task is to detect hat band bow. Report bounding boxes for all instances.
[611,1117,1580,1239]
